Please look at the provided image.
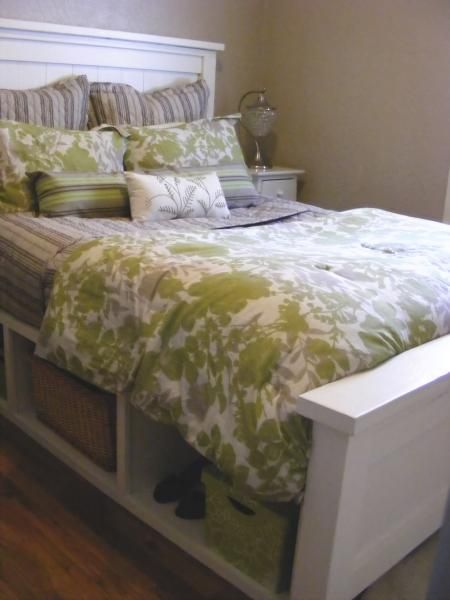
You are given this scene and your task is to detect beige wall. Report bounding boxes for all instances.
[0,0,266,116]
[262,0,450,220]
[1,0,449,220]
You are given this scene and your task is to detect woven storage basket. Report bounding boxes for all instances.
[31,355,116,471]
[202,466,299,592]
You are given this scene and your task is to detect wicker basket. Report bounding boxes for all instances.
[31,355,116,471]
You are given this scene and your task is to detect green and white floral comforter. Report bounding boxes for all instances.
[36,208,450,501]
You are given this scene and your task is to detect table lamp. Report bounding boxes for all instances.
[238,89,277,170]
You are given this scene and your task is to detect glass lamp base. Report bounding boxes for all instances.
[251,164,271,171]
[249,137,271,170]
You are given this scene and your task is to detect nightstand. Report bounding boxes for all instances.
[249,167,305,201]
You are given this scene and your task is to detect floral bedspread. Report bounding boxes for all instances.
[36,208,450,501]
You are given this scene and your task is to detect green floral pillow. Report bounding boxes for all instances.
[123,118,246,171]
[0,120,126,213]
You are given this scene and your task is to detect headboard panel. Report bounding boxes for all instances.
[0,18,224,117]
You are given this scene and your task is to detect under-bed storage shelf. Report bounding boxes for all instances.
[0,315,117,493]
[122,403,288,600]
[0,314,286,600]
[7,407,118,493]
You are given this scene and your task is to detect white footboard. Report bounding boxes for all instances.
[291,335,450,600]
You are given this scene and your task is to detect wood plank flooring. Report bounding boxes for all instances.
[0,417,248,600]
[1,415,439,600]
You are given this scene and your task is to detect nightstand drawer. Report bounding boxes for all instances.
[260,177,297,200]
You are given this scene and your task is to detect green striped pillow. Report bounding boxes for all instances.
[30,172,130,218]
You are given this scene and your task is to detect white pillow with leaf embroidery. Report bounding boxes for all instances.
[125,171,230,221]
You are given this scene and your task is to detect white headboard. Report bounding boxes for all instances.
[0,18,224,118]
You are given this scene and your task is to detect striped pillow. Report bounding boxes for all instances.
[30,172,130,218]
[88,78,209,128]
[0,76,90,130]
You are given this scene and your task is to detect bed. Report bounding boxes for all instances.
[0,18,449,600]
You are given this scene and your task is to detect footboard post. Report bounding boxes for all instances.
[290,423,367,600]
[290,337,450,600]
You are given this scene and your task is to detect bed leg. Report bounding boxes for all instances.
[290,423,367,600]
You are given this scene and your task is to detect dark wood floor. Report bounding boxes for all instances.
[0,417,248,600]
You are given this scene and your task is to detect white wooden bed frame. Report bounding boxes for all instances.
[0,18,449,600]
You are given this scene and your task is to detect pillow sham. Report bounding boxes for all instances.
[0,120,126,213]
[123,117,244,171]
[88,78,209,128]
[30,171,130,218]
[0,75,89,130]
[125,171,230,221]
